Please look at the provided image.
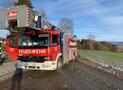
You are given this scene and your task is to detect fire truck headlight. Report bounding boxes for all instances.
[43,61,52,67]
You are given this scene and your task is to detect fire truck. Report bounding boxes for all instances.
[0,5,78,70]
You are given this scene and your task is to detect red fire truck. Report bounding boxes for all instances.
[0,5,78,70]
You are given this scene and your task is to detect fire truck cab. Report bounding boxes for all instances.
[6,29,77,70]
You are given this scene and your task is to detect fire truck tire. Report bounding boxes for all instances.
[73,53,76,61]
[75,54,80,62]
[74,53,78,62]
[57,57,63,69]
[75,56,78,62]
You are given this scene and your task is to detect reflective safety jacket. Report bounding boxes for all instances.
[0,47,2,55]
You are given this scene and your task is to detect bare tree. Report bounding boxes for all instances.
[87,33,95,41]
[87,33,95,49]
[58,18,74,34]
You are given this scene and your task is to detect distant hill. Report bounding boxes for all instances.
[110,41,123,46]
[0,37,5,41]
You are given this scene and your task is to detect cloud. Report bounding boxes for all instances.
[43,0,123,41]
[103,16,123,26]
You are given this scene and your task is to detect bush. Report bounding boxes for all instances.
[79,39,118,52]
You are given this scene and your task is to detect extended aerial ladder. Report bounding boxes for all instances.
[0,5,56,32]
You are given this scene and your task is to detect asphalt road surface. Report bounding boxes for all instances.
[0,61,123,90]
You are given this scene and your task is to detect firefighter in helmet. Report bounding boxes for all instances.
[0,42,8,65]
[0,43,2,57]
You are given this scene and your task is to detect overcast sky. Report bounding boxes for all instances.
[0,0,123,41]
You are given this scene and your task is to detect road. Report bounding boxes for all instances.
[0,61,123,90]
[0,61,16,81]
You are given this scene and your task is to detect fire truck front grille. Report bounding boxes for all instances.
[19,56,45,63]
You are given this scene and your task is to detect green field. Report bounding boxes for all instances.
[79,50,123,69]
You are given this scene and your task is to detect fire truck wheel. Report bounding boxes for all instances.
[73,53,77,61]
[73,52,78,62]
[75,56,78,62]
[75,54,80,62]
[57,57,63,69]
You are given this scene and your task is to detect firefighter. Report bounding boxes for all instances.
[0,43,2,57]
[0,52,8,65]
[0,43,8,65]
[10,68,22,90]
[0,43,3,65]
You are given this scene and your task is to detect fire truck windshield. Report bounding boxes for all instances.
[19,34,50,48]
[7,35,18,47]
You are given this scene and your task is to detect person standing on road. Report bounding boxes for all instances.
[10,68,23,90]
[0,52,9,65]
[0,43,3,65]
[0,43,2,57]
[0,43,8,65]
